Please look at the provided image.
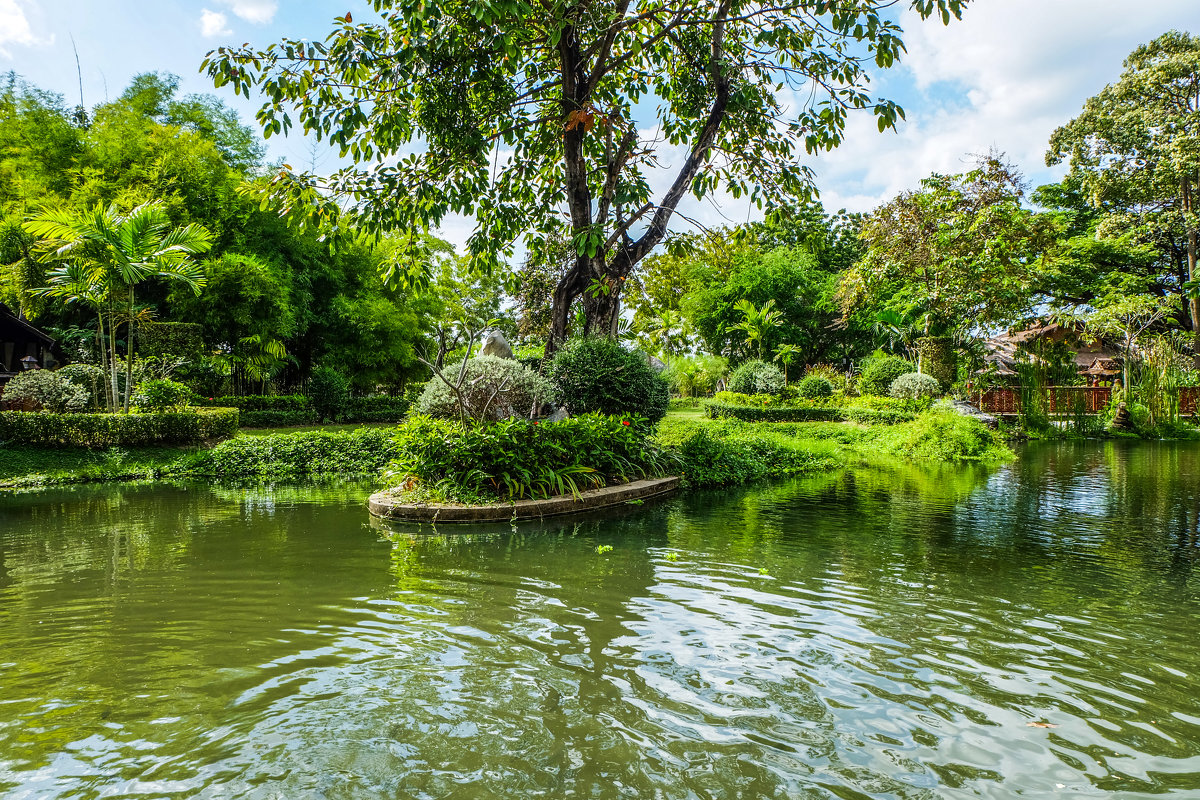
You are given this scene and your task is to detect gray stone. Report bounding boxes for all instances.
[547,406,569,423]
[949,398,998,429]
[480,331,514,359]
[645,353,666,372]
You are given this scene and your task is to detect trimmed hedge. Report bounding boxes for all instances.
[181,428,400,478]
[0,408,239,448]
[195,394,408,426]
[346,395,410,422]
[705,401,916,425]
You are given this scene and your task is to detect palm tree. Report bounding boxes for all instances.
[25,202,212,412]
[30,262,117,410]
[729,298,782,361]
[773,343,803,386]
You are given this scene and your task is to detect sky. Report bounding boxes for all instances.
[4,0,1200,249]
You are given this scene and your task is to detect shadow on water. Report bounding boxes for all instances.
[0,446,1198,798]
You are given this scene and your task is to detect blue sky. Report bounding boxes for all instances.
[5,0,1200,247]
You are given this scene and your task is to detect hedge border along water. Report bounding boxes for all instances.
[704,402,916,425]
[0,408,239,448]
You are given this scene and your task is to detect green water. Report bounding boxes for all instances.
[0,442,1198,798]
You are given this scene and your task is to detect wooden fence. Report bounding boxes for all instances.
[977,386,1200,415]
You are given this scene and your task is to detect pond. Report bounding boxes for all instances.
[0,441,1198,798]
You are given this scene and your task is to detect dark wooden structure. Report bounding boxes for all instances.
[0,303,56,392]
[979,385,1200,416]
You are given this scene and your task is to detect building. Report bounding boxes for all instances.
[0,303,56,390]
[980,319,1122,386]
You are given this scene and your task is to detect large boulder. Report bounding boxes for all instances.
[480,331,514,360]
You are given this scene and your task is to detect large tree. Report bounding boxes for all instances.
[1047,30,1200,366]
[202,0,967,356]
[839,155,1054,338]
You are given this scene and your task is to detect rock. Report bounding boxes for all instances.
[1110,401,1133,432]
[547,406,569,423]
[645,353,666,372]
[480,331,514,360]
[949,398,998,429]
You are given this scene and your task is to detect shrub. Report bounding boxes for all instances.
[0,408,238,448]
[346,394,410,423]
[134,378,194,412]
[727,359,785,395]
[180,427,399,478]
[549,337,670,423]
[417,356,556,423]
[238,409,319,428]
[57,364,107,410]
[858,355,914,396]
[3,370,89,413]
[803,364,849,394]
[889,372,942,400]
[795,374,834,399]
[308,367,350,422]
[384,413,671,502]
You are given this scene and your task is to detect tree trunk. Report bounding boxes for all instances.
[123,287,135,413]
[1183,177,1200,369]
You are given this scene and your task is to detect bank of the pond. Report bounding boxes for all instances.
[1,409,1011,492]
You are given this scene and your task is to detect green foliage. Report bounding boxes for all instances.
[181,427,398,477]
[384,413,671,502]
[841,155,1055,337]
[139,322,205,359]
[858,355,915,396]
[866,410,1012,462]
[802,364,849,394]
[0,408,238,447]
[307,367,350,422]
[3,370,88,413]
[133,378,193,412]
[1047,31,1200,363]
[662,355,728,398]
[655,418,839,487]
[795,375,834,399]
[705,401,916,425]
[728,360,785,396]
[202,0,965,334]
[56,363,106,409]
[889,372,941,400]
[548,338,669,423]
[417,356,556,423]
[346,395,410,423]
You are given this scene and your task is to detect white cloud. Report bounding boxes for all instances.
[199,9,232,38]
[0,0,43,59]
[805,0,1200,213]
[217,0,277,24]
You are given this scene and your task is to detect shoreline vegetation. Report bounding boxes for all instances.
[1,407,1014,494]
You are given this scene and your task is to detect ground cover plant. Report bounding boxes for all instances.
[382,413,672,504]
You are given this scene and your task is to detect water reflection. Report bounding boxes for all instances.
[0,446,1198,798]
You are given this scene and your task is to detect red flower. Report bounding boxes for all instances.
[621,420,630,426]
[533,421,539,425]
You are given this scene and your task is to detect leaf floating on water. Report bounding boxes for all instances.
[1026,722,1058,728]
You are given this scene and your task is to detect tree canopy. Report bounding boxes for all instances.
[202,0,968,354]
[1048,30,1200,364]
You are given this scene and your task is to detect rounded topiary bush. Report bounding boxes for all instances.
[134,378,193,412]
[889,372,941,399]
[795,374,834,399]
[308,366,351,422]
[858,356,914,396]
[727,359,785,396]
[548,337,669,423]
[417,355,557,422]
[3,369,89,413]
